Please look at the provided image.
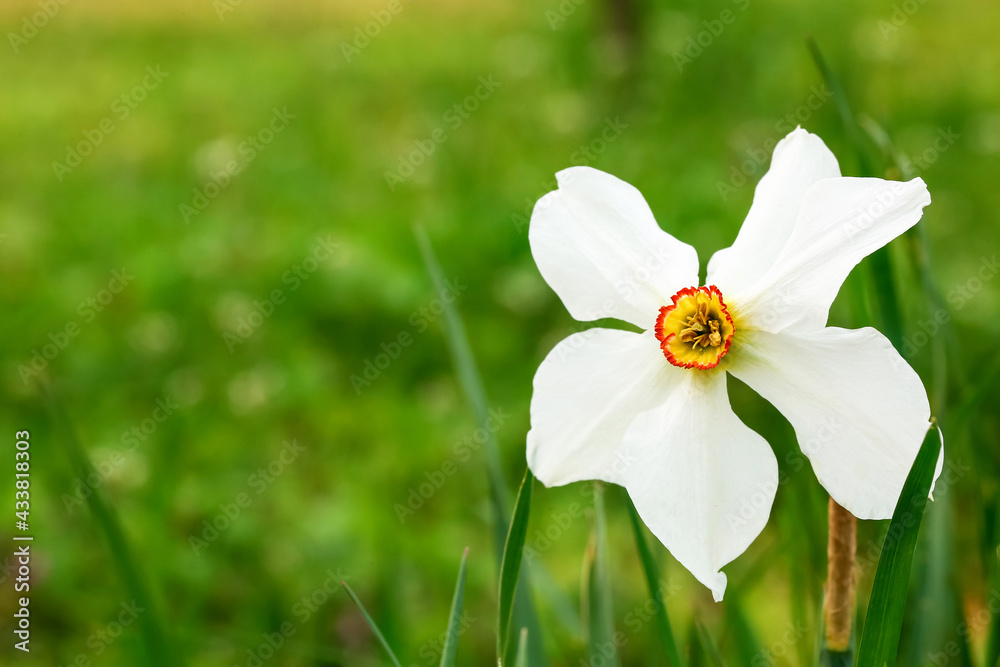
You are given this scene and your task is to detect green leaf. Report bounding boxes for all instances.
[341,581,403,667]
[856,424,943,667]
[625,496,683,666]
[440,547,470,667]
[498,468,535,665]
[585,482,620,667]
[43,383,174,667]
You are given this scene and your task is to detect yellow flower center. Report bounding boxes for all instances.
[654,286,735,370]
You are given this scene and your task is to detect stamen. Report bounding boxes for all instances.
[654,285,736,370]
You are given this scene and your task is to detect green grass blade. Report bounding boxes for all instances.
[806,37,873,177]
[43,384,174,667]
[858,117,963,667]
[585,483,620,667]
[783,484,822,667]
[900,481,966,666]
[951,349,1000,432]
[868,248,905,351]
[625,496,683,666]
[416,226,549,665]
[498,468,535,665]
[986,533,1000,666]
[979,499,1000,666]
[687,624,703,667]
[724,595,763,667]
[413,225,509,521]
[341,581,403,667]
[807,39,908,354]
[856,424,943,667]
[440,547,470,667]
[530,564,584,638]
[812,590,826,666]
[694,621,726,667]
[859,102,954,418]
[514,629,530,667]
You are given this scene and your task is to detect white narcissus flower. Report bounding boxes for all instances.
[526,127,943,601]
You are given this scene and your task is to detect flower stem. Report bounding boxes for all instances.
[824,498,857,653]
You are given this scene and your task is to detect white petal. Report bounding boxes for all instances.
[528,328,684,486]
[727,177,930,333]
[620,371,778,601]
[529,166,700,329]
[929,427,945,498]
[727,327,937,519]
[708,128,841,292]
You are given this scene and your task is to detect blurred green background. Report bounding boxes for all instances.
[1,0,998,664]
